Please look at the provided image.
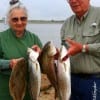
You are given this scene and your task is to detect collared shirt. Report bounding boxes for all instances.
[61,6,100,74]
[76,10,88,24]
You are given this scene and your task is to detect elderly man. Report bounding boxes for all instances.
[61,0,100,100]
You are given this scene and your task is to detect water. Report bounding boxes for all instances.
[0,22,63,47]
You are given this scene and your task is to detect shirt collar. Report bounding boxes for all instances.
[10,28,27,39]
[75,6,91,23]
[76,11,88,24]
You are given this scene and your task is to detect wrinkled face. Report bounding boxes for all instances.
[8,8,27,33]
[67,0,90,17]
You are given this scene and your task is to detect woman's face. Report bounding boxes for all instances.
[68,0,90,17]
[8,8,27,33]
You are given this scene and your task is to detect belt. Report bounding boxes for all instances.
[71,73,100,79]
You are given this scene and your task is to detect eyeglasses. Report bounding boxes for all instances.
[11,16,27,22]
[67,0,81,2]
[67,0,72,2]
[67,0,70,2]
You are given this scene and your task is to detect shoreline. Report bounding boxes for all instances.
[0,19,64,24]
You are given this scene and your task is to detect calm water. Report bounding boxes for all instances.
[0,22,63,47]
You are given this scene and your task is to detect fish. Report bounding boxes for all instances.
[38,41,57,73]
[38,41,59,98]
[57,45,71,100]
[9,57,27,100]
[27,48,41,100]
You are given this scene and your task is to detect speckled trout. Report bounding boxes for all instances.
[27,48,41,100]
[57,45,71,100]
[9,57,27,100]
[38,41,59,98]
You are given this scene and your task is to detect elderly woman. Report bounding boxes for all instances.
[0,1,42,100]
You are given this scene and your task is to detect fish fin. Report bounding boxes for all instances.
[54,48,59,60]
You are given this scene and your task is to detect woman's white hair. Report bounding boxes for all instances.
[7,1,28,19]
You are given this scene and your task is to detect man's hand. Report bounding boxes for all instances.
[66,38,83,56]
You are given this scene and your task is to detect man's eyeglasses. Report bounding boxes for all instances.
[11,16,27,22]
[67,0,72,2]
[67,0,70,2]
[67,0,81,2]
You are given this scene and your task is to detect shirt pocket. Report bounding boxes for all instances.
[63,33,75,40]
[61,33,75,48]
[83,24,100,44]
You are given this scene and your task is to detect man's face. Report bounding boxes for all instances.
[67,0,90,17]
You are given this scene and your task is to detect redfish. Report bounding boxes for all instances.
[38,41,59,99]
[9,57,27,100]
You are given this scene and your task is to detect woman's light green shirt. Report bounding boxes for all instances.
[0,28,42,99]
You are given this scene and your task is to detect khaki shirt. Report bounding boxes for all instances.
[61,6,100,74]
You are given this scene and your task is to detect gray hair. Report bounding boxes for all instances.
[7,1,28,19]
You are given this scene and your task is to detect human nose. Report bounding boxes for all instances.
[17,19,22,24]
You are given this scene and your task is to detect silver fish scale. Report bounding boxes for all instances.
[28,48,41,100]
[57,45,71,100]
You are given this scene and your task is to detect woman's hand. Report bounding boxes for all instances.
[9,59,18,69]
[31,45,41,53]
[66,38,83,56]
[9,58,26,69]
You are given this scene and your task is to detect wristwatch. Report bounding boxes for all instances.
[82,45,86,52]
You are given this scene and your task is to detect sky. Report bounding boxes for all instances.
[0,0,100,20]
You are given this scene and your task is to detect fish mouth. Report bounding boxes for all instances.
[59,45,68,61]
[48,41,57,56]
[42,41,57,57]
[27,48,39,62]
[27,48,32,53]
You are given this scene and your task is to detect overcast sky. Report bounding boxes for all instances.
[0,0,100,20]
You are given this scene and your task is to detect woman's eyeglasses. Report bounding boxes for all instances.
[11,16,27,22]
